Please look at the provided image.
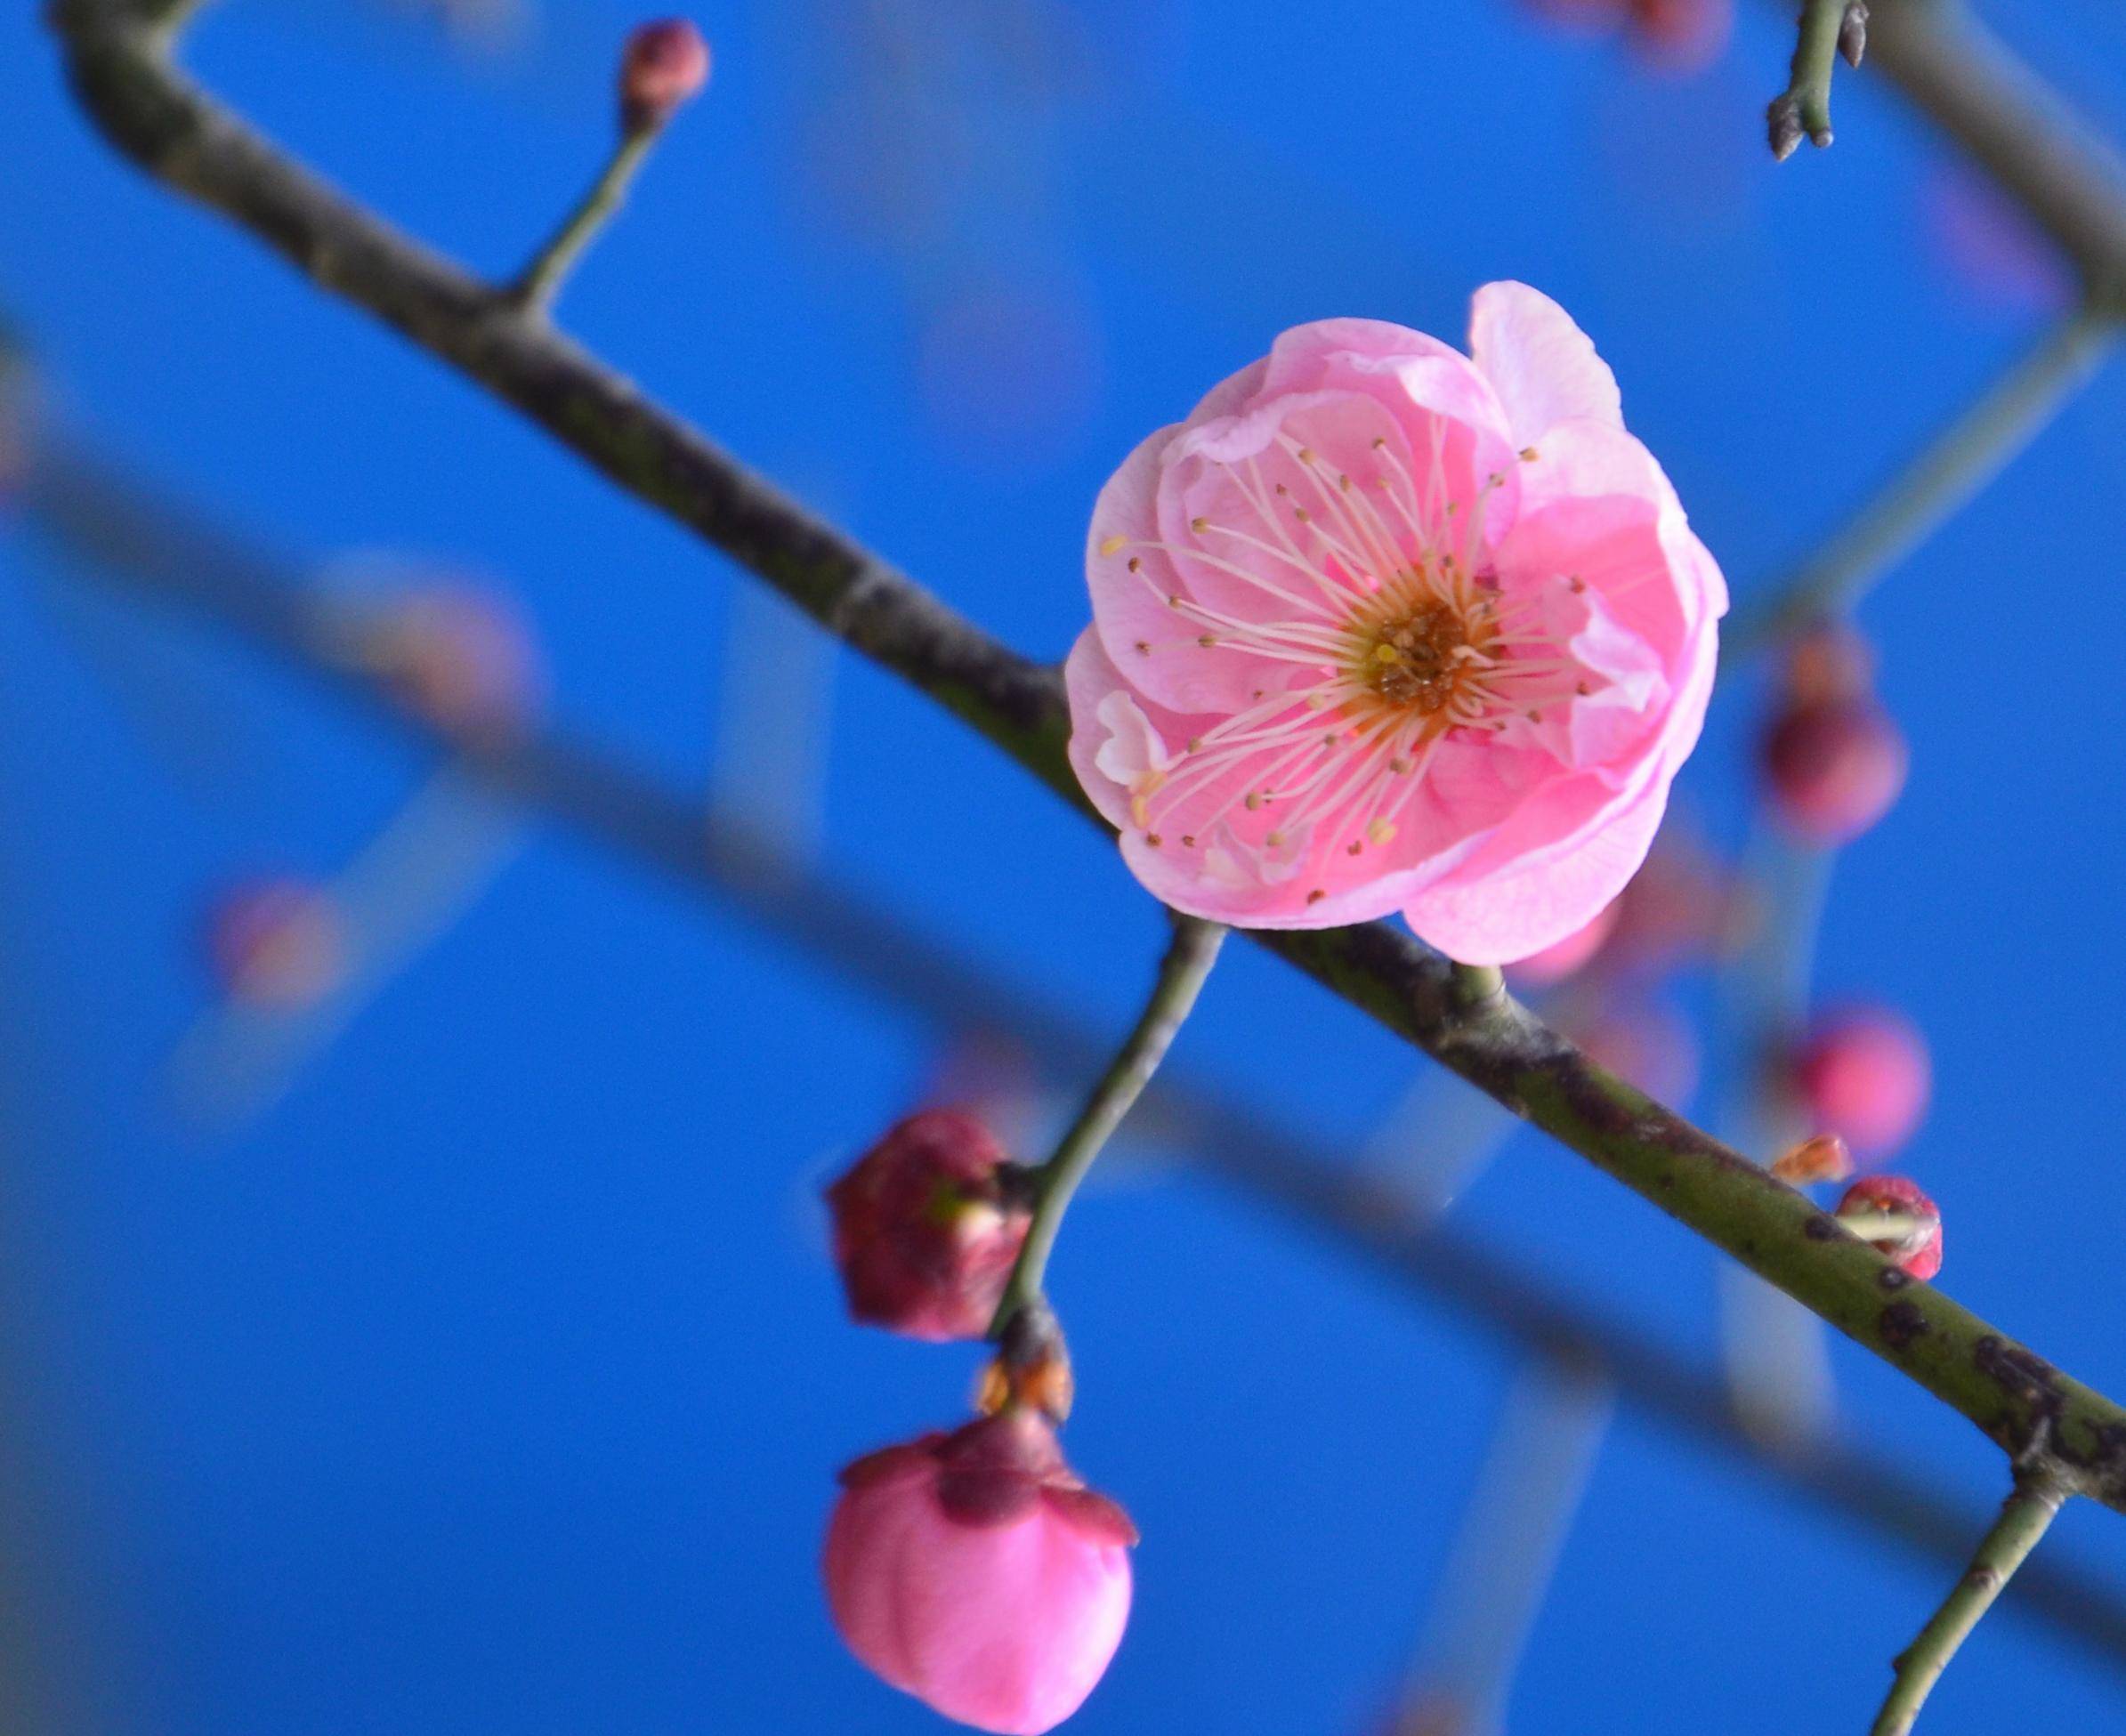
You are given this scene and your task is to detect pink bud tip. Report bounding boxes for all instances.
[1788,1006,1930,1159]
[1836,1175,1943,1280]
[618,19,710,129]
[825,1110,1030,1343]
[1760,634,1907,844]
[824,1411,1135,1734]
[203,876,346,1009]
[376,584,546,740]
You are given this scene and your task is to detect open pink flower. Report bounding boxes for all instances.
[824,1411,1135,1734]
[1067,286,1725,964]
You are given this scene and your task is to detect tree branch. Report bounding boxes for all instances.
[1871,1474,2069,1735]
[18,435,2126,1678]
[43,0,2126,1515]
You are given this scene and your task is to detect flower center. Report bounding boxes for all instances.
[1361,603,1475,711]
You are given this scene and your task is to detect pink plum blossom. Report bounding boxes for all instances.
[824,1410,1135,1734]
[1067,286,1725,964]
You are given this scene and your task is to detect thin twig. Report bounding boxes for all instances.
[1725,305,2117,661]
[1769,0,1852,159]
[42,0,2126,1512]
[1871,1475,2068,1735]
[507,125,661,317]
[17,436,2126,1675]
[990,916,1225,1333]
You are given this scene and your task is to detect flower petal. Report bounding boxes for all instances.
[1469,281,1623,447]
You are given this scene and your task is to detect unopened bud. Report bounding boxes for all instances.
[1787,1005,1930,1159]
[826,1110,1031,1342]
[1760,634,1907,844]
[1836,1175,1942,1280]
[1767,94,1807,162]
[825,1410,1134,1732]
[356,580,546,740]
[1624,0,1734,75]
[618,18,710,132]
[203,876,346,1009]
[1769,1131,1854,1186]
[1839,2,1869,68]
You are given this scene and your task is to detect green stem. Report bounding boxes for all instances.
[990,916,1225,1336]
[506,125,662,318]
[1725,305,2117,664]
[1451,963,1506,1012]
[1773,0,1851,155]
[1871,1477,2067,1735]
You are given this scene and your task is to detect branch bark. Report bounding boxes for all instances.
[43,0,2126,1516]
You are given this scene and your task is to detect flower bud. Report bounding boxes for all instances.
[618,19,710,132]
[826,1110,1031,1342]
[1787,1006,1930,1159]
[203,876,345,1009]
[1835,1175,1942,1280]
[1759,629,1907,844]
[1768,1131,1853,1187]
[1625,0,1734,73]
[824,1410,1135,1734]
[366,582,546,740]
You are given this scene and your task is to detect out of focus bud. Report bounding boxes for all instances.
[618,18,710,132]
[1835,1175,1942,1280]
[1573,997,1699,1106]
[1787,1005,1930,1159]
[1759,628,1908,844]
[826,1110,1031,1342]
[1768,1130,1854,1187]
[825,1409,1135,1734]
[1601,825,1744,978]
[1507,899,1620,988]
[1625,0,1734,73]
[368,583,546,740]
[203,876,346,1009]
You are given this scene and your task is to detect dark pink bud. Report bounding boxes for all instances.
[618,19,710,130]
[824,1411,1134,1732]
[825,1110,1030,1342]
[203,876,346,1009]
[1836,1175,1943,1280]
[1761,695,1908,843]
[1788,1006,1930,1159]
[1625,0,1734,73]
[372,584,546,740]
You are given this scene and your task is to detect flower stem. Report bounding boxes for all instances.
[990,915,1225,1336]
[506,125,663,319]
[1871,1476,2068,1735]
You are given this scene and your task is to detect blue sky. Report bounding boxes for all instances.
[5,1,2126,1731]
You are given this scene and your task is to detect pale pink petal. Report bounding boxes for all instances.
[1468,281,1623,446]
